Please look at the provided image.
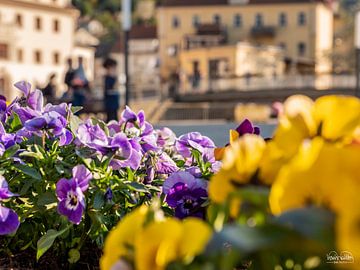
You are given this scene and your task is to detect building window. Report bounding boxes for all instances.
[279,13,287,27]
[35,17,42,31]
[172,16,180,29]
[298,12,306,26]
[53,19,60,32]
[298,42,306,56]
[234,14,242,28]
[192,15,200,27]
[213,14,221,25]
[0,44,8,59]
[15,14,22,27]
[53,52,60,64]
[17,49,23,62]
[34,50,42,64]
[255,13,263,27]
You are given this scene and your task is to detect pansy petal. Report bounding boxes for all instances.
[72,165,92,192]
[59,129,73,146]
[0,205,20,235]
[56,178,72,200]
[122,106,137,122]
[28,89,44,111]
[14,81,31,96]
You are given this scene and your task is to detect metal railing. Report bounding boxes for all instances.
[180,74,356,93]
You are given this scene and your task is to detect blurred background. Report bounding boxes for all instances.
[0,0,359,141]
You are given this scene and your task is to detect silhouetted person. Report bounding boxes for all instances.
[43,73,56,103]
[168,72,180,99]
[72,56,89,108]
[64,58,75,93]
[103,58,120,122]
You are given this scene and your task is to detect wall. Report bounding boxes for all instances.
[0,1,78,99]
[157,2,333,78]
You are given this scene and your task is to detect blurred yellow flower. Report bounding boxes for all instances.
[269,138,360,215]
[101,207,212,270]
[214,129,239,160]
[209,135,265,204]
[221,134,266,184]
[260,95,360,184]
[100,206,149,270]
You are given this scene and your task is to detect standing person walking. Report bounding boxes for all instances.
[72,56,89,108]
[103,58,120,122]
[63,58,75,100]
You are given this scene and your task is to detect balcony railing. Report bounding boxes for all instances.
[251,26,276,38]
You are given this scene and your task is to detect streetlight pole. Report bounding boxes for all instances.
[122,0,131,105]
[355,11,360,97]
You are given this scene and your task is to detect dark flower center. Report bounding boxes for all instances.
[69,195,78,206]
[184,198,194,209]
[66,191,79,210]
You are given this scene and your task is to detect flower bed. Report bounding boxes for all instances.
[1,83,359,270]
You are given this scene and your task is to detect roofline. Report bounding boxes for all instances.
[158,0,327,8]
[0,0,79,16]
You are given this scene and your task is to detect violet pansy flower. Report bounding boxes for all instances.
[163,171,208,219]
[156,127,176,148]
[0,176,20,235]
[235,119,260,136]
[56,165,92,224]
[175,132,215,159]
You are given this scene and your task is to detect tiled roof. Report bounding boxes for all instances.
[111,25,157,53]
[129,25,157,39]
[160,0,228,7]
[160,0,327,6]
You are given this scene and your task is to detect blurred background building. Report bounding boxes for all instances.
[0,0,96,100]
[157,0,334,82]
[1,0,360,124]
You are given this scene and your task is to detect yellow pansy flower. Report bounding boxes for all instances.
[221,134,266,184]
[269,138,360,215]
[100,206,149,270]
[209,135,265,204]
[313,95,360,141]
[260,95,360,185]
[101,207,212,270]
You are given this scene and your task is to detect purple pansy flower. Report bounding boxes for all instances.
[14,81,43,112]
[56,165,92,224]
[156,127,176,148]
[104,187,113,202]
[175,132,215,159]
[0,176,20,235]
[110,138,142,170]
[121,106,158,152]
[24,111,73,146]
[235,119,260,136]
[155,152,178,174]
[163,171,208,219]
[76,121,110,154]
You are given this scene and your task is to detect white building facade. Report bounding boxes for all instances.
[0,0,95,100]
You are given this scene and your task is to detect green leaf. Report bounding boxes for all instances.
[93,190,105,210]
[68,249,81,264]
[127,182,148,193]
[2,144,20,159]
[71,106,83,114]
[37,192,57,207]
[9,112,22,131]
[36,227,70,261]
[274,207,335,247]
[14,164,42,181]
[69,114,83,134]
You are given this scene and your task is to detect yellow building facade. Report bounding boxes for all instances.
[157,0,334,79]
